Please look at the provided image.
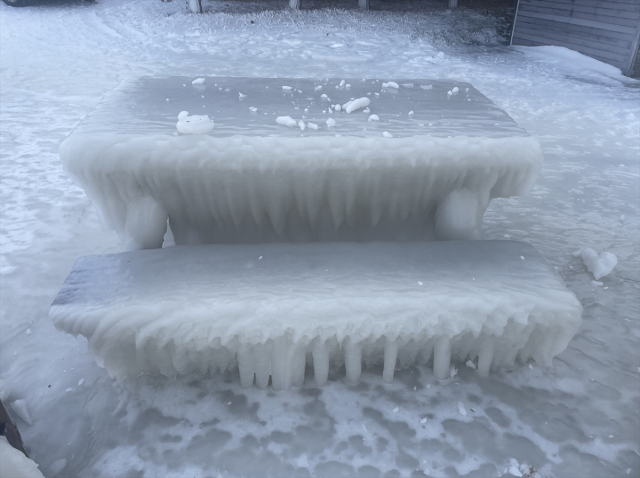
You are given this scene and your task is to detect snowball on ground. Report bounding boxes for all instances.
[60,77,543,248]
[50,241,582,389]
[574,248,617,280]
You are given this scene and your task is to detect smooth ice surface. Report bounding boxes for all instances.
[2,1,639,477]
[61,76,542,247]
[51,241,582,383]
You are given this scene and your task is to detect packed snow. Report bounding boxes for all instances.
[1,0,638,477]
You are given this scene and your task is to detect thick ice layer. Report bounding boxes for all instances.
[50,241,582,388]
[60,77,543,248]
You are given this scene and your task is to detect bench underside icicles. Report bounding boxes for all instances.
[50,241,582,389]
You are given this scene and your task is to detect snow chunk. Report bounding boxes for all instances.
[282,86,292,91]
[326,118,335,127]
[343,97,370,113]
[458,402,467,416]
[382,131,393,138]
[176,113,214,135]
[420,417,427,424]
[339,80,345,87]
[276,116,297,127]
[249,107,257,113]
[334,104,342,111]
[298,120,305,131]
[239,92,247,99]
[314,85,322,91]
[573,248,617,280]
[368,114,379,121]
[382,82,399,89]
[465,360,476,370]
[191,78,205,85]
[307,122,318,130]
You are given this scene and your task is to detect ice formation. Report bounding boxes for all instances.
[60,77,542,248]
[175,112,214,134]
[573,247,617,280]
[50,241,582,388]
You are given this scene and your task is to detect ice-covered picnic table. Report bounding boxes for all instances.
[61,77,543,249]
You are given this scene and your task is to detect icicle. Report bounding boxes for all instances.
[433,336,451,380]
[270,336,290,391]
[344,338,362,385]
[253,343,270,389]
[292,343,306,388]
[477,336,495,377]
[312,338,330,387]
[237,343,255,389]
[383,340,398,383]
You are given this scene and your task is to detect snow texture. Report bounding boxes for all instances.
[51,241,582,386]
[574,247,618,280]
[60,77,542,248]
[0,437,45,478]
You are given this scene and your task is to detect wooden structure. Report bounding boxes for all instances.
[511,0,640,77]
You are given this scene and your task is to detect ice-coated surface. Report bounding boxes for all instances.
[3,2,639,477]
[51,241,582,385]
[61,76,543,247]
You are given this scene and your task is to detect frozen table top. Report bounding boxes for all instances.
[61,77,543,248]
[50,241,582,385]
[72,77,529,139]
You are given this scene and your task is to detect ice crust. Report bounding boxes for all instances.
[50,241,582,388]
[60,77,542,248]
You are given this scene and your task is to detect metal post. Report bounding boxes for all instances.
[289,0,301,9]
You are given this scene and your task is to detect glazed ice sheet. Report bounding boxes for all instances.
[60,77,543,248]
[50,241,582,389]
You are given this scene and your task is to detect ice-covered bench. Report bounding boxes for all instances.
[50,241,582,389]
[60,77,543,250]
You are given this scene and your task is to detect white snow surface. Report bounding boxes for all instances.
[1,1,638,477]
[0,437,45,478]
[50,241,581,383]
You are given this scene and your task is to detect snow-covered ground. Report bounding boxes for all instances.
[1,0,638,477]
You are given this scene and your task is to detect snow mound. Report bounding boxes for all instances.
[573,247,617,280]
[50,241,582,388]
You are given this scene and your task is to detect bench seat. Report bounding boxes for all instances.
[50,240,582,390]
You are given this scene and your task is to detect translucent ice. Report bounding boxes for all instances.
[61,77,542,248]
[343,97,370,113]
[51,241,582,387]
